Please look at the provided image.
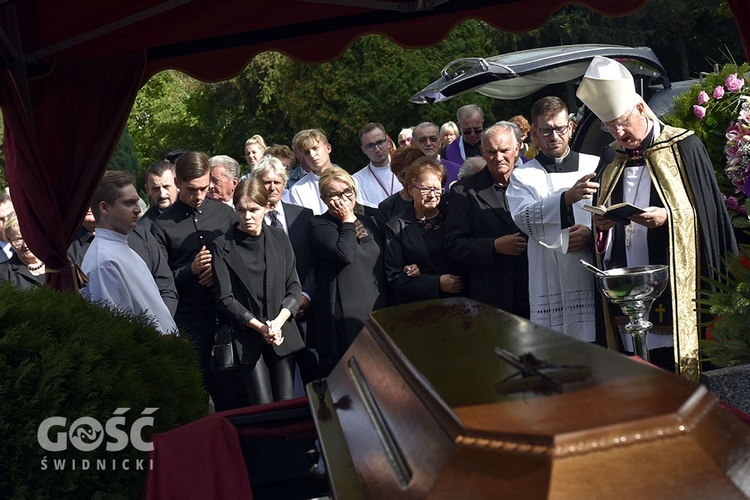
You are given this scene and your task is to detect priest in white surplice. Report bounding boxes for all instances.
[506,97,599,342]
[352,123,402,208]
[82,171,177,334]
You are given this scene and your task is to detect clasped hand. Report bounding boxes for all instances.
[191,245,213,286]
[261,319,284,346]
[404,264,462,293]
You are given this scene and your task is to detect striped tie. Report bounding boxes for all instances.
[268,210,283,229]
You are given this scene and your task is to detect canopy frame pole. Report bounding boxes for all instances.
[31,0,191,60]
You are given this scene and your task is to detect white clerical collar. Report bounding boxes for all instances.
[96,227,129,242]
[554,147,571,164]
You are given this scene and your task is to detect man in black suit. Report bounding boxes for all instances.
[445,123,530,317]
[250,155,318,381]
[138,160,179,230]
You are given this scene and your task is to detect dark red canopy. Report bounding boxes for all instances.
[0,0,748,289]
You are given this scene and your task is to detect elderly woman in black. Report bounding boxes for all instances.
[0,214,46,289]
[309,166,387,375]
[212,178,304,407]
[384,156,462,304]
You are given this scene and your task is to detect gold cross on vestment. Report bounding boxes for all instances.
[654,303,666,323]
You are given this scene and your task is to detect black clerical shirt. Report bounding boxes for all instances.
[534,150,582,229]
[151,198,235,335]
[462,138,482,159]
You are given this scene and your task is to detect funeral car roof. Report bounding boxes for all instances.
[408,44,669,104]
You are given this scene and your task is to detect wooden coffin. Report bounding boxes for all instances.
[307,298,750,499]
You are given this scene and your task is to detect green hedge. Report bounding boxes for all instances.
[0,283,208,498]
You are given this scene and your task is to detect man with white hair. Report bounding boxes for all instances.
[446,122,529,316]
[250,156,313,306]
[397,127,414,147]
[577,55,736,378]
[209,155,240,207]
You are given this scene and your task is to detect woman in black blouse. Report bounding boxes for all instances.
[308,167,387,375]
[384,157,462,304]
[213,178,303,406]
[0,214,46,290]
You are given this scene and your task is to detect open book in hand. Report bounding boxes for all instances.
[582,203,645,225]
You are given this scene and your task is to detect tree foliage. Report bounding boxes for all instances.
[113,0,746,180]
[0,0,744,189]
[107,127,139,178]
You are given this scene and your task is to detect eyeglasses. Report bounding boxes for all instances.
[322,187,355,201]
[362,138,389,152]
[416,135,439,144]
[461,128,484,136]
[413,185,445,197]
[601,106,637,134]
[536,125,570,138]
[10,237,25,250]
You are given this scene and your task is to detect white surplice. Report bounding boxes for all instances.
[82,228,177,334]
[352,162,402,208]
[506,154,599,341]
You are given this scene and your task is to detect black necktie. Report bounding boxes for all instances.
[268,210,283,229]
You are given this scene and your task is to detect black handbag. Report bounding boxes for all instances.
[211,323,238,371]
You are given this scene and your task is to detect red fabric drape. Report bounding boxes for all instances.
[144,397,316,499]
[727,0,750,63]
[0,53,146,290]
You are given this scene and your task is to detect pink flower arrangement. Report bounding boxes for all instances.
[694,73,747,122]
[676,63,750,226]
[724,97,750,197]
[726,73,745,92]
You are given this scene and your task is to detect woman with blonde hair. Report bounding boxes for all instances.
[212,177,304,407]
[244,134,268,170]
[508,115,532,161]
[439,121,459,149]
[308,167,387,374]
[0,214,46,289]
